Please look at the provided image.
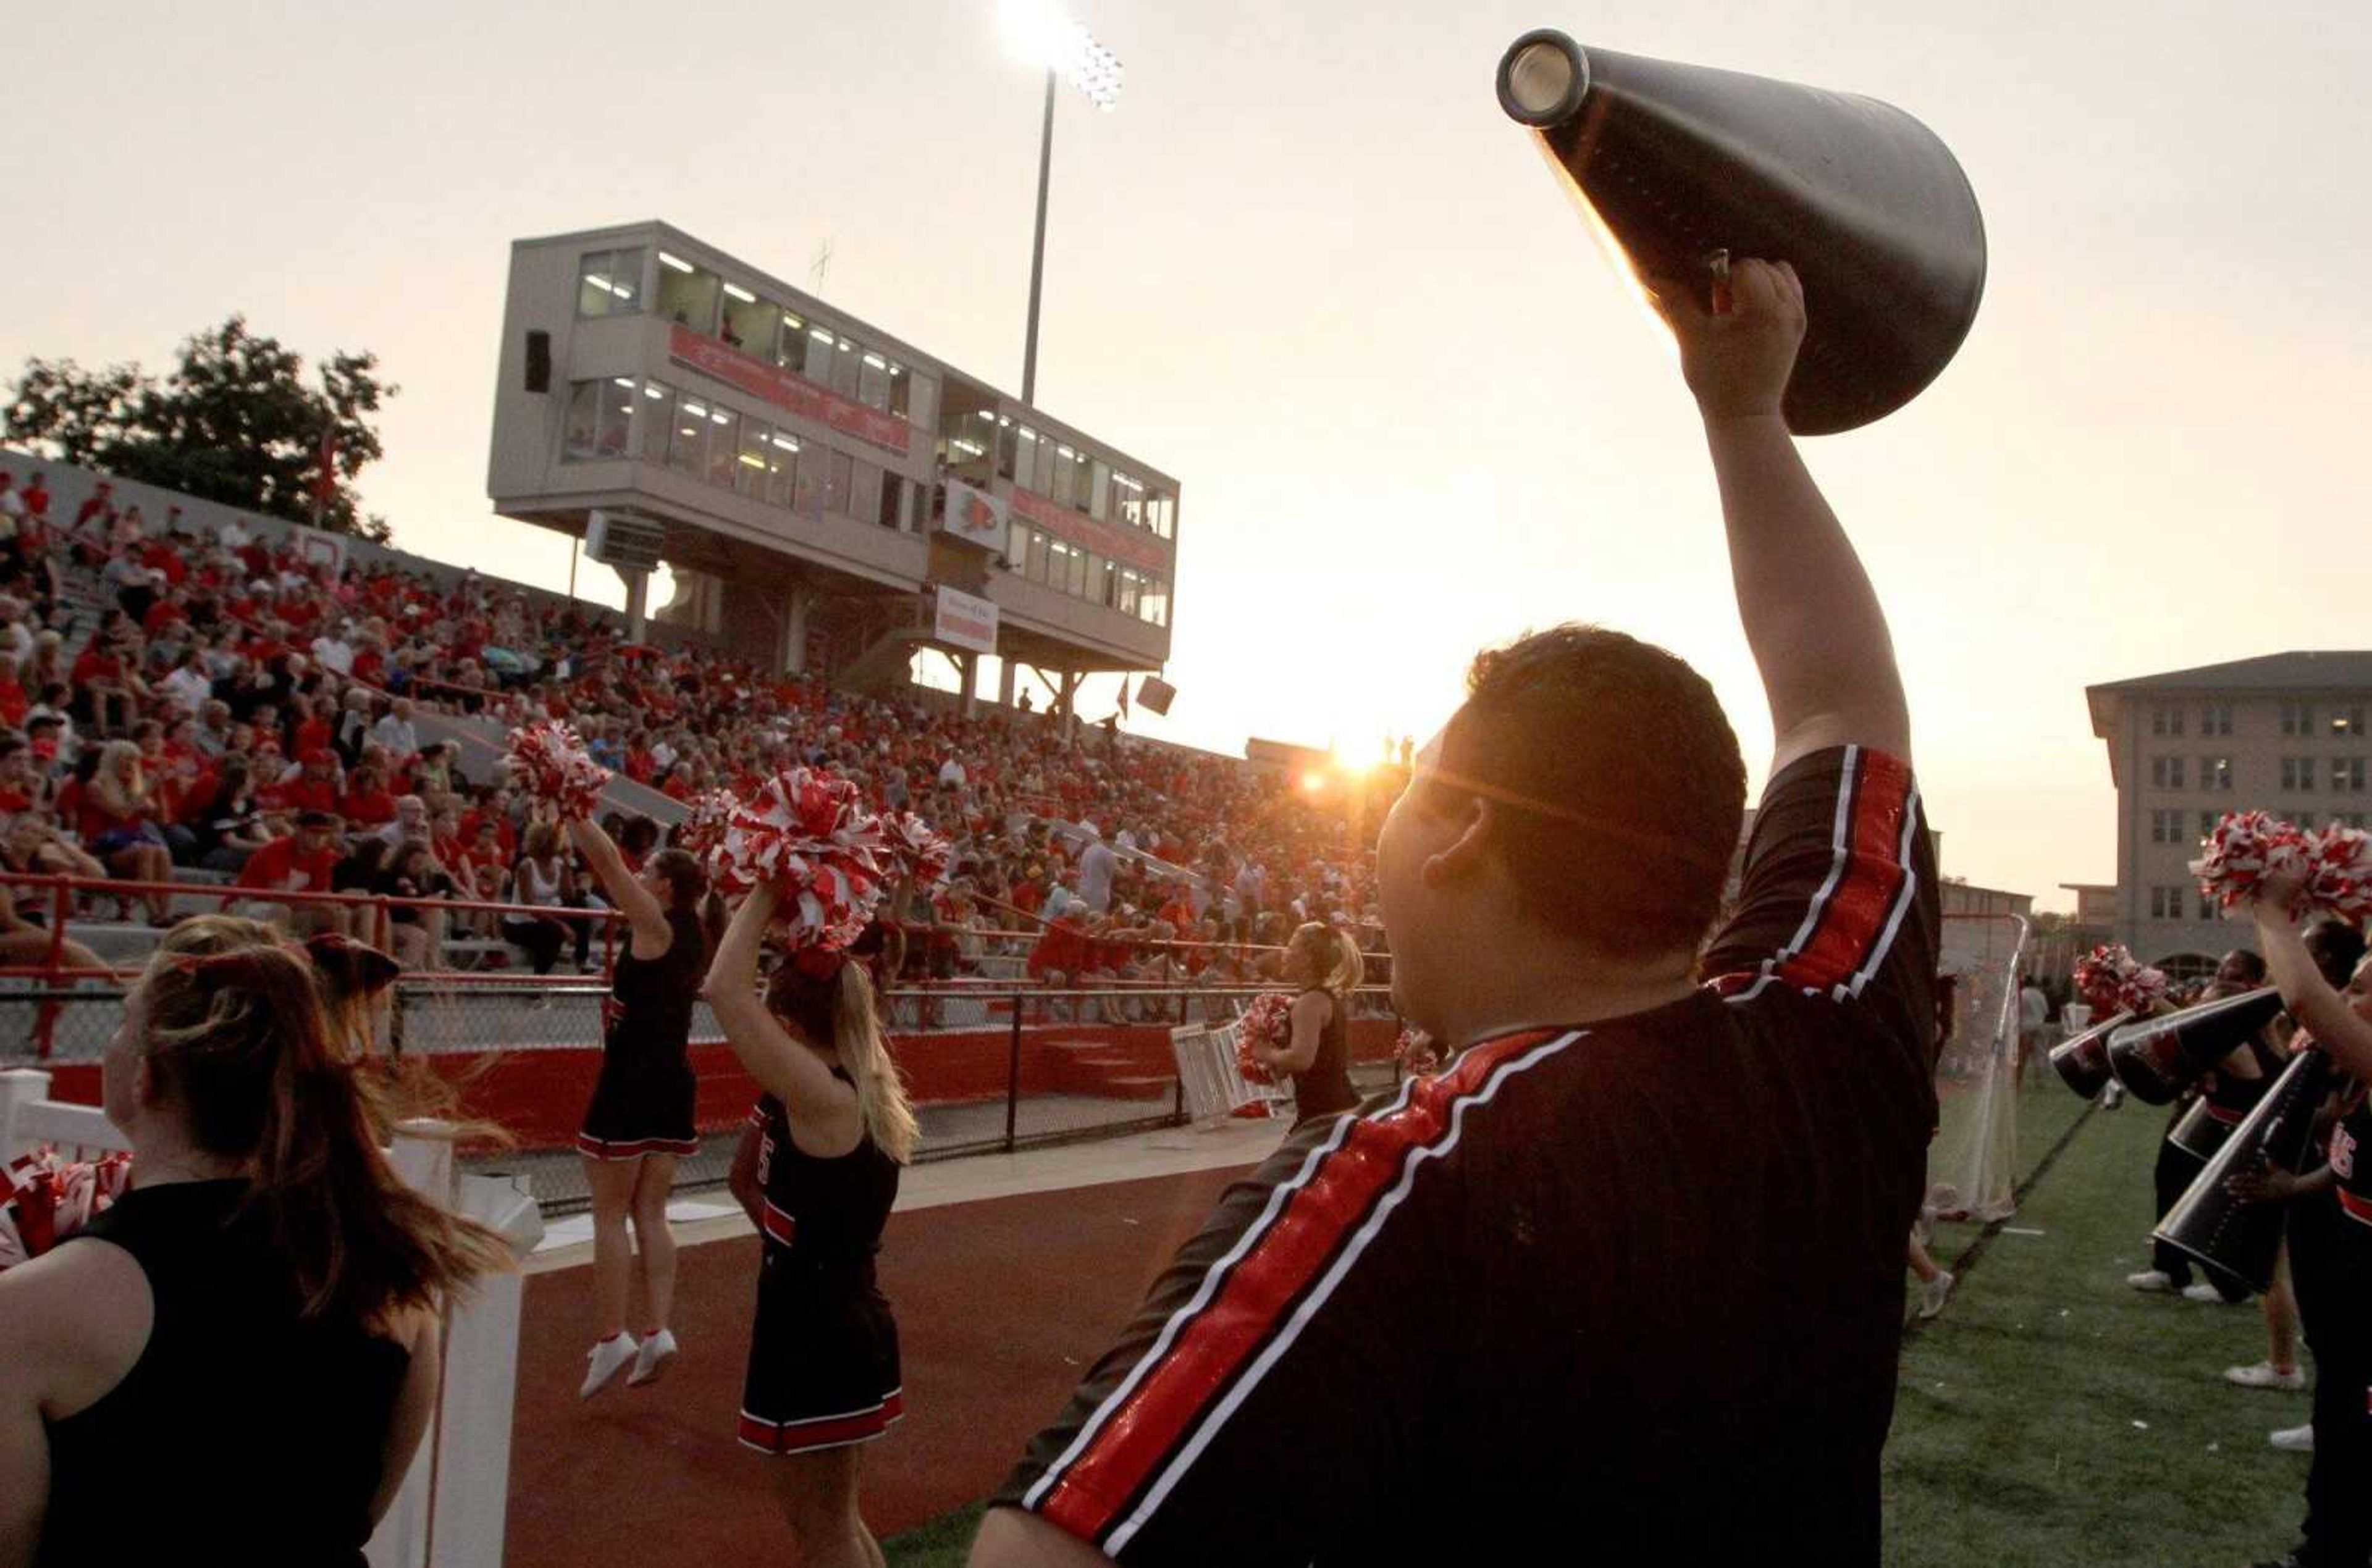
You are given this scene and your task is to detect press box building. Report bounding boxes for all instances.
[486,222,1180,711]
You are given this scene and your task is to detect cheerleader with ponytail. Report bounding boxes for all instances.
[0,916,510,1564]
[1247,920,1369,1128]
[705,878,918,1568]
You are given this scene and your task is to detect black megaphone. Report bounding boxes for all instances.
[1495,30,1987,434]
[2106,987,2284,1106]
[2153,1047,2333,1297]
[2048,1011,2131,1101]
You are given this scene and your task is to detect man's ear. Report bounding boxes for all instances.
[1422,794,1494,889]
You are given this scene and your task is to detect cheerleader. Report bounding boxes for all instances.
[0,917,510,1562]
[1247,921,1365,1128]
[705,881,918,1568]
[2241,892,2372,1568]
[568,815,721,1398]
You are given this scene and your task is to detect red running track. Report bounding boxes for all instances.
[503,1162,1253,1565]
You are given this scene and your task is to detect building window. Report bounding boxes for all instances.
[1006,525,1032,572]
[2336,757,2369,794]
[823,450,854,516]
[830,338,861,400]
[734,419,773,496]
[655,250,721,335]
[563,382,601,461]
[1088,459,1112,521]
[2151,705,2184,737]
[763,430,800,507]
[1027,529,1051,582]
[666,393,712,477]
[2201,756,2234,792]
[2281,757,2317,792]
[2335,705,2368,738]
[702,405,740,489]
[638,380,677,466]
[2202,703,2233,736]
[850,460,883,527]
[793,440,826,515]
[1140,576,1169,627]
[2150,755,2185,789]
[2149,808,2184,844]
[769,306,807,367]
[2149,886,2187,920]
[996,419,1020,480]
[1112,472,1145,529]
[857,353,895,413]
[1148,491,1177,540]
[2342,813,2371,830]
[2280,702,2316,737]
[576,248,646,317]
[1032,431,1058,495]
[2197,811,2218,840]
[2195,887,2217,921]
[801,324,836,383]
[878,472,906,530]
[717,281,762,351]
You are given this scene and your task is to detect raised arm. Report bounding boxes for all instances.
[2252,897,2372,1083]
[1652,259,1912,773]
[700,884,862,1156]
[563,815,670,958]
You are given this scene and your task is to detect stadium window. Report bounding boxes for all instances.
[996,418,1020,480]
[879,472,906,530]
[1007,525,1032,573]
[763,429,799,507]
[736,419,773,497]
[792,440,826,514]
[1067,539,1089,596]
[655,250,721,335]
[1111,472,1144,529]
[667,393,710,477]
[831,338,861,400]
[576,248,646,317]
[1068,450,1095,514]
[1012,427,1040,492]
[1088,459,1112,521]
[596,377,636,457]
[639,380,676,465]
[1090,554,1113,606]
[1148,491,1176,540]
[2336,705,2368,737]
[1027,528,1051,582]
[802,324,837,382]
[1141,577,1169,627]
[771,306,807,367]
[858,353,894,413]
[1117,567,1140,616]
[851,459,883,526]
[898,370,935,430]
[704,405,741,489]
[1050,445,1079,511]
[718,280,760,351]
[2336,757,2368,794]
[1032,430,1058,495]
[563,382,602,460]
[825,450,854,516]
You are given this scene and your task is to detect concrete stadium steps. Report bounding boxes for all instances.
[1041,1035,1181,1101]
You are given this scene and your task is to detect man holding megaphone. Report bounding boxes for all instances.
[974,257,1941,1567]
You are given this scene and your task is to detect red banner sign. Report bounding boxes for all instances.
[1010,486,1169,574]
[667,325,912,458]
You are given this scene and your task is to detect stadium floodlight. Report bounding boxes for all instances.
[1001,0,1124,403]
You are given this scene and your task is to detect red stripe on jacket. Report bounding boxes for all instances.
[1037,1027,1563,1543]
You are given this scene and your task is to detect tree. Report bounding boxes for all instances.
[3,316,398,542]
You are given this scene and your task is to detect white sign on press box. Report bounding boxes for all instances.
[932,585,999,656]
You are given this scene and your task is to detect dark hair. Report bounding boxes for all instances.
[135,918,510,1322]
[2219,949,2268,985]
[1429,624,1745,958]
[618,815,660,856]
[647,846,725,957]
[2305,918,2369,989]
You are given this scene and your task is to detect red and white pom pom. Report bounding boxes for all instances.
[882,811,954,887]
[0,1149,131,1270]
[2190,810,2312,915]
[1394,1027,1441,1075]
[2304,823,2372,923]
[714,768,893,953]
[1235,992,1294,1086]
[675,790,739,865]
[2072,943,2141,1018]
[2116,963,2171,1019]
[503,721,609,820]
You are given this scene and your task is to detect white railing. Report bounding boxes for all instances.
[0,1069,541,1568]
[1169,1019,1292,1128]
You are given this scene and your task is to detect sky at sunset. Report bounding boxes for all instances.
[13,1,2371,910]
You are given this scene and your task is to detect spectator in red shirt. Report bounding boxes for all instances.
[263,749,342,816]
[69,635,142,736]
[0,653,25,730]
[339,764,399,829]
[233,809,345,936]
[287,692,334,760]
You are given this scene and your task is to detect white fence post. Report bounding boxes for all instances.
[0,1068,56,1160]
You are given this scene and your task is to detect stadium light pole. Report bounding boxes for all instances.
[1002,0,1122,406]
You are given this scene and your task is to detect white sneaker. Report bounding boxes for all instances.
[628,1328,678,1387]
[579,1332,639,1399]
[2127,1270,2177,1294]
[2226,1360,2308,1391]
[1917,1270,1955,1320]
[2181,1281,2232,1304]
[2269,1423,2315,1453]
[2101,1081,2126,1109]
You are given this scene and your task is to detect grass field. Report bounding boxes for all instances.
[883,1081,2318,1566]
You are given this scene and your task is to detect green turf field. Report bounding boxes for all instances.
[885,1081,2319,1567]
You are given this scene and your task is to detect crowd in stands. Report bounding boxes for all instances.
[0,462,1390,1001]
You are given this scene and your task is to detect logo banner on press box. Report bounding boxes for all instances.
[932,585,999,655]
[940,480,1009,551]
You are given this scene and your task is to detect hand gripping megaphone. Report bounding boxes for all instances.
[2049,1012,2131,1101]
[1495,30,1987,434]
[2153,1047,2333,1297]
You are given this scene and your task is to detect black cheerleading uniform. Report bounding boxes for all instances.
[997,744,1939,1566]
[1290,987,1357,1128]
[578,906,705,1160]
[2150,1032,2282,1296]
[38,1180,411,1567]
[2292,1084,2372,1568]
[739,1077,905,1455]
